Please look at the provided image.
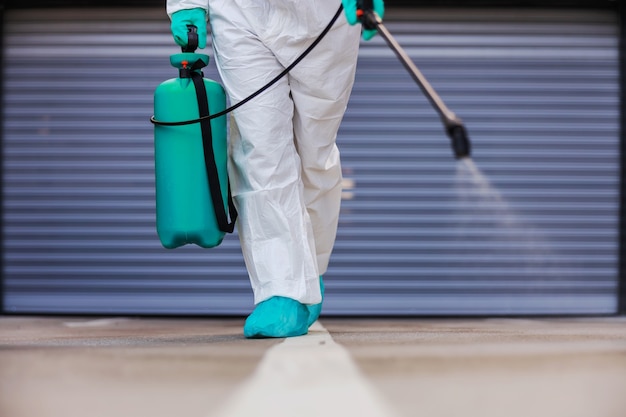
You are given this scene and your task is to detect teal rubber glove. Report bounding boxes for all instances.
[170,8,207,49]
[341,0,385,41]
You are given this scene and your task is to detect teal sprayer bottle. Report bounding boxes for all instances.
[152,26,236,249]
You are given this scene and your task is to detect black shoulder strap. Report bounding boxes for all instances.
[190,71,237,233]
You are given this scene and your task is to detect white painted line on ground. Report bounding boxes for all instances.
[62,318,130,328]
[209,321,400,417]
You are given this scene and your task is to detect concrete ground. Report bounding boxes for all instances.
[0,316,625,417]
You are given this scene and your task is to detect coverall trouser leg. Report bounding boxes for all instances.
[208,0,360,305]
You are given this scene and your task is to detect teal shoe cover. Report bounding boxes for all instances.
[243,296,310,339]
[306,276,324,327]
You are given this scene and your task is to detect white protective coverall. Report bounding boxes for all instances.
[166,0,360,306]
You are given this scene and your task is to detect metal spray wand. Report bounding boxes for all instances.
[357,1,472,159]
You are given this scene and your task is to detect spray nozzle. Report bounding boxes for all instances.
[445,120,471,159]
[182,25,199,53]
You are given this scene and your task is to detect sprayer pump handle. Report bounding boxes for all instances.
[356,0,378,30]
[182,25,199,53]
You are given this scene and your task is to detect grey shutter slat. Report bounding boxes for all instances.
[2,8,620,315]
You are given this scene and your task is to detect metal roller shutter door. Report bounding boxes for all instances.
[2,8,620,315]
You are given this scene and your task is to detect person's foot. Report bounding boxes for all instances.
[306,276,324,327]
[243,296,310,339]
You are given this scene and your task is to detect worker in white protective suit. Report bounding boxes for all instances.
[167,0,385,338]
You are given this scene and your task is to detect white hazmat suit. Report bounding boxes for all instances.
[167,0,360,312]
